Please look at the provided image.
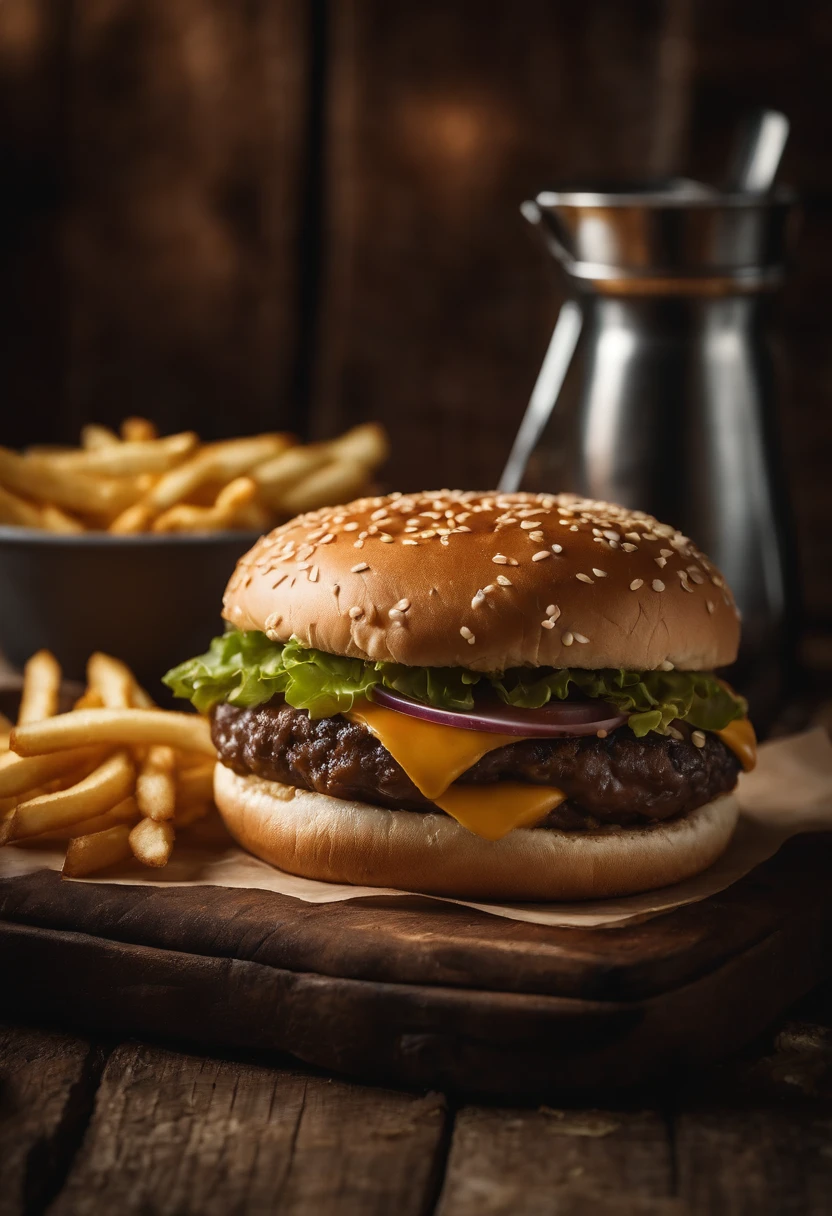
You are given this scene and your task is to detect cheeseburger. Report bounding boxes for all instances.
[165,491,756,900]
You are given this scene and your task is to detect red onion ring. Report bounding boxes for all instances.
[369,686,627,738]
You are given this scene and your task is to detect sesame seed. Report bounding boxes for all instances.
[380,534,394,543]
[296,561,311,571]
[621,543,637,553]
[569,525,579,532]
[395,598,410,611]
[348,606,363,619]
[659,660,674,671]
[460,626,475,644]
[532,551,551,562]
[596,729,608,739]
[520,521,537,530]
[630,579,644,590]
[573,632,590,644]
[388,608,404,620]
[541,619,555,629]
[351,562,369,573]
[496,574,512,586]
[706,600,715,614]
[353,539,364,549]
[343,522,359,532]
[625,532,640,541]
[471,592,485,609]
[483,584,496,593]
[652,579,665,592]
[401,539,419,546]
[592,568,607,578]
[689,570,705,584]
[529,530,545,542]
[546,604,560,619]
[320,534,335,544]
[576,573,594,584]
[691,730,706,748]
[562,631,574,646]
[603,530,620,541]
[660,548,673,558]
[655,557,667,568]
[309,565,319,582]
[492,554,509,564]
[711,574,724,587]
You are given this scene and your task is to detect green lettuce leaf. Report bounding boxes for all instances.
[163,631,747,735]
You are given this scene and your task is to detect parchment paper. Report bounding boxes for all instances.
[2,728,832,928]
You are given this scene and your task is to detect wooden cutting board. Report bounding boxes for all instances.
[2,833,832,1099]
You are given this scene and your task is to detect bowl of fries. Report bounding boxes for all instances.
[0,418,388,686]
[0,650,217,876]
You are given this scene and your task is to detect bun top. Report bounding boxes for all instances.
[223,491,740,672]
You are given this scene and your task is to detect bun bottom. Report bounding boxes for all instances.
[213,764,740,901]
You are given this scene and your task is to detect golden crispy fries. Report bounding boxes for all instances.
[1,650,216,872]
[0,484,45,528]
[50,432,197,477]
[87,651,142,710]
[0,747,106,799]
[0,447,139,517]
[12,708,215,757]
[279,459,375,516]
[7,751,134,841]
[63,824,133,877]
[18,650,62,724]
[136,746,176,821]
[0,419,386,534]
[146,434,292,511]
[37,795,140,841]
[151,476,257,534]
[81,424,120,451]
[107,502,157,534]
[121,417,158,443]
[176,763,215,805]
[40,504,85,533]
[129,816,174,867]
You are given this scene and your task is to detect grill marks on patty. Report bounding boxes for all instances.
[211,701,741,830]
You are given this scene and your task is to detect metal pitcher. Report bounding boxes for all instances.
[500,182,797,724]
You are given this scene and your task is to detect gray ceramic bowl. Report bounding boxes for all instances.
[0,527,260,694]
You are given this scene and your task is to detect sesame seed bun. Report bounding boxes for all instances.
[222,491,739,672]
[214,764,740,901]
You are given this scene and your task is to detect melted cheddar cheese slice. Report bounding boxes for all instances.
[716,717,757,771]
[349,700,564,840]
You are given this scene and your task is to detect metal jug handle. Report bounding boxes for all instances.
[498,297,583,493]
[519,199,578,274]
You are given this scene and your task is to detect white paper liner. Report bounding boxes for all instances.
[2,728,832,928]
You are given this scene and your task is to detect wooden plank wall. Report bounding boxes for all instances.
[0,0,830,620]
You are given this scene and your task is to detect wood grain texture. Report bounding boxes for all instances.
[0,1025,105,1216]
[436,1107,678,1216]
[50,1042,447,1216]
[1,832,831,1098]
[316,0,679,490]
[62,0,308,440]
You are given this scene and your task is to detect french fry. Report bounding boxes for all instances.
[251,443,332,505]
[0,748,107,799]
[37,795,140,841]
[74,688,104,710]
[0,447,138,517]
[0,484,44,529]
[107,502,157,534]
[136,746,176,821]
[50,432,198,477]
[87,652,143,709]
[81,424,120,450]
[11,708,215,757]
[151,477,257,534]
[40,504,86,533]
[18,650,62,724]
[176,763,215,805]
[0,711,13,746]
[146,434,292,512]
[333,422,390,468]
[63,824,133,878]
[129,816,174,867]
[6,750,135,841]
[121,417,158,443]
[278,459,374,516]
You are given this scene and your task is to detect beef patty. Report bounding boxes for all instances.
[211,700,741,830]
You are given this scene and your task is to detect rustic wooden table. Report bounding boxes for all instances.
[3,983,832,1215]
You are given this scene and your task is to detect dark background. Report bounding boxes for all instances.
[0,0,830,622]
